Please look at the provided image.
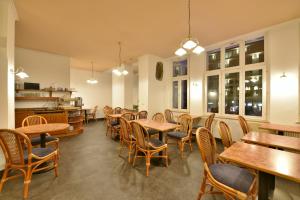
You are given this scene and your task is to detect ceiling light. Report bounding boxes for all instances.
[86,61,98,84]
[280,72,287,79]
[112,42,129,76]
[122,70,128,75]
[16,71,29,79]
[174,0,205,56]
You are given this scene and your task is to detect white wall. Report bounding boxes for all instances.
[112,70,125,108]
[138,55,149,111]
[70,68,112,118]
[0,0,18,170]
[124,64,138,109]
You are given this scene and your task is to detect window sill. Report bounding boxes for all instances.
[203,113,268,123]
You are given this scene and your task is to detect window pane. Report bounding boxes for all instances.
[245,69,263,116]
[181,80,187,109]
[172,81,178,109]
[225,44,239,68]
[207,49,221,71]
[245,37,264,65]
[173,60,187,77]
[225,72,239,114]
[207,75,219,113]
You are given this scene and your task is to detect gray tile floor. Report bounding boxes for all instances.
[0,121,299,200]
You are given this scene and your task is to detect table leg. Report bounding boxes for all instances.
[40,133,46,148]
[258,171,275,200]
[85,110,88,124]
[159,131,163,156]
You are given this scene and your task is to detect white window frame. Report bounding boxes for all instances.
[204,36,267,120]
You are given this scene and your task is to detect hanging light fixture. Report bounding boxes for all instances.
[175,0,205,56]
[112,42,129,76]
[10,67,29,79]
[86,61,98,84]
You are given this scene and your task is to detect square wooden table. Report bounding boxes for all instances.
[220,142,300,200]
[242,131,300,152]
[259,123,300,136]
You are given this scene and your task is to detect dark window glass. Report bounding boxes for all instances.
[225,72,239,114]
[172,81,178,109]
[207,75,219,113]
[245,69,263,116]
[181,80,187,109]
[245,37,264,65]
[173,60,187,77]
[225,44,239,68]
[207,49,221,70]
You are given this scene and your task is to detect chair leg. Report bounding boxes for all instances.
[180,142,184,158]
[54,155,59,177]
[197,176,207,200]
[146,153,150,177]
[119,140,124,156]
[128,143,132,163]
[165,148,168,167]
[23,167,32,199]
[189,138,193,151]
[0,167,9,192]
[132,148,138,167]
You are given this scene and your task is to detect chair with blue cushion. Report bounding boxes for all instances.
[22,115,59,149]
[238,115,250,135]
[119,117,136,162]
[193,113,215,132]
[131,121,168,176]
[164,109,177,124]
[146,112,165,136]
[195,127,257,200]
[137,110,148,119]
[0,129,58,199]
[218,121,234,149]
[166,114,193,158]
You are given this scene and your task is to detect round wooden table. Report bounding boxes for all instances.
[16,123,69,147]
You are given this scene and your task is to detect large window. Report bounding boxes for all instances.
[205,36,265,118]
[172,59,189,110]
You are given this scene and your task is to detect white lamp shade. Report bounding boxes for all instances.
[112,69,122,76]
[175,48,187,56]
[16,71,29,79]
[122,70,128,75]
[183,40,197,50]
[86,78,98,84]
[192,45,205,55]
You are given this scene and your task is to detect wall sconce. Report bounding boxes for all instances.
[10,67,29,79]
[192,81,199,87]
[280,72,287,79]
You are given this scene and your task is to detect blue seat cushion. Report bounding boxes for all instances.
[111,121,119,126]
[148,138,165,148]
[209,164,255,193]
[31,136,58,146]
[167,131,187,139]
[24,147,56,163]
[147,128,159,135]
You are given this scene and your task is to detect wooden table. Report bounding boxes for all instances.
[242,131,300,152]
[220,142,300,200]
[16,123,69,147]
[259,123,300,135]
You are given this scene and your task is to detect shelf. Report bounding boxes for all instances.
[16,89,76,93]
[15,97,59,101]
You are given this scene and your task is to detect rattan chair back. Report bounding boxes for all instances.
[195,127,217,166]
[137,110,148,119]
[204,113,215,131]
[164,109,174,123]
[0,129,31,165]
[119,117,133,142]
[218,121,233,149]
[121,112,135,121]
[152,112,165,123]
[114,107,122,114]
[22,115,47,127]
[178,114,193,137]
[238,115,250,135]
[131,121,149,150]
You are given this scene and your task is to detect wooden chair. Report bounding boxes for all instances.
[131,121,168,176]
[137,110,148,119]
[195,127,257,200]
[193,113,215,132]
[121,112,135,121]
[103,107,119,138]
[22,115,59,149]
[152,112,165,122]
[218,121,234,149]
[114,107,122,114]
[119,117,136,162]
[164,109,177,124]
[238,116,250,135]
[166,114,193,158]
[86,106,98,123]
[0,129,59,199]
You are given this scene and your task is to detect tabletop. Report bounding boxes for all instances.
[242,131,300,152]
[220,142,300,183]
[259,123,300,133]
[134,119,180,132]
[16,123,70,135]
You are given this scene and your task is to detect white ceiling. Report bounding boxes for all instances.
[14,0,300,71]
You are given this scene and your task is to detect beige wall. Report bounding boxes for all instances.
[112,70,125,108]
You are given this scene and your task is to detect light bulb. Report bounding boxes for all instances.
[175,48,187,56]
[183,40,197,50]
[86,79,98,84]
[192,46,205,55]
[16,71,29,79]
[122,70,128,75]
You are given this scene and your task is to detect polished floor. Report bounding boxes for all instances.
[0,121,299,200]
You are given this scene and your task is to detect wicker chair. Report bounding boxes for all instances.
[121,112,136,121]
[238,116,250,135]
[114,107,122,114]
[86,106,98,123]
[0,129,59,199]
[103,107,119,138]
[195,127,257,200]
[22,115,59,149]
[137,110,148,119]
[119,117,136,162]
[146,113,165,137]
[166,114,193,158]
[218,121,233,149]
[164,109,177,124]
[193,113,215,132]
[131,121,168,176]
